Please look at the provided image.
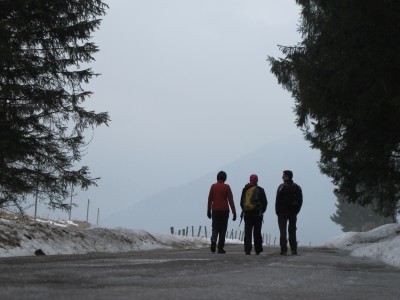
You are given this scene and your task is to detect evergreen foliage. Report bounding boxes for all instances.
[331,193,392,232]
[268,0,400,221]
[0,0,109,212]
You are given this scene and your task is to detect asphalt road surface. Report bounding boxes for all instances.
[0,245,399,300]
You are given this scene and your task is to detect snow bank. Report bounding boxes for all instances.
[0,217,208,257]
[324,223,400,268]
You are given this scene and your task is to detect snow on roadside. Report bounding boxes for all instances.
[323,223,400,268]
[0,217,208,257]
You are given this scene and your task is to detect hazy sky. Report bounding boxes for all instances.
[31,1,339,232]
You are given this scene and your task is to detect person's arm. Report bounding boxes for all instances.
[261,188,268,213]
[240,188,245,210]
[297,184,303,214]
[226,185,236,214]
[275,185,283,215]
[207,185,213,218]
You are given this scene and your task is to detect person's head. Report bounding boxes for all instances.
[249,174,258,185]
[282,170,293,182]
[217,171,227,182]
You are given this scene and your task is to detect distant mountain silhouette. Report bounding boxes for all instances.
[104,135,342,245]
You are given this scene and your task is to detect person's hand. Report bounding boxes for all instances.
[232,213,237,221]
[207,210,211,219]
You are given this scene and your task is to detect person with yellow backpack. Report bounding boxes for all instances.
[240,174,268,255]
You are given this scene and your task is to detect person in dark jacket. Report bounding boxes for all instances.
[240,174,268,255]
[275,170,303,255]
[207,171,237,254]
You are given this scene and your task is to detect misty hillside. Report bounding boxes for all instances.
[104,135,341,245]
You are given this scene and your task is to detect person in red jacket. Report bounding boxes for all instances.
[207,171,237,253]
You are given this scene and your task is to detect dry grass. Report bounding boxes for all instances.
[0,210,27,221]
[0,210,91,229]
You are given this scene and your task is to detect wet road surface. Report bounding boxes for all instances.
[0,245,399,300]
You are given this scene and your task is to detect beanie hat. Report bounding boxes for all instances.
[283,170,293,180]
[249,174,258,185]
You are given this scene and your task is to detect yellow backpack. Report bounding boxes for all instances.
[244,186,260,211]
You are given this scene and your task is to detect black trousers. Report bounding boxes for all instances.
[244,214,263,253]
[211,210,229,250]
[277,213,298,252]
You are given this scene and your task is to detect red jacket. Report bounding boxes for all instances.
[208,180,236,214]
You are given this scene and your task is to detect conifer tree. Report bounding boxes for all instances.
[0,0,109,212]
[330,193,392,232]
[268,0,400,221]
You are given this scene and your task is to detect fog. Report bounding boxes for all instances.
[28,1,342,243]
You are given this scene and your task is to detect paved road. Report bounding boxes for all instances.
[0,245,399,300]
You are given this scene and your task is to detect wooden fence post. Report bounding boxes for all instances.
[197,226,202,237]
[170,227,174,234]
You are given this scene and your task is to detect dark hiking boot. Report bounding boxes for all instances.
[280,251,287,256]
[218,249,226,254]
[245,251,251,255]
[291,250,298,255]
[211,241,216,253]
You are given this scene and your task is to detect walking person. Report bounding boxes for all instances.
[207,171,237,254]
[275,170,303,255]
[240,174,268,255]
